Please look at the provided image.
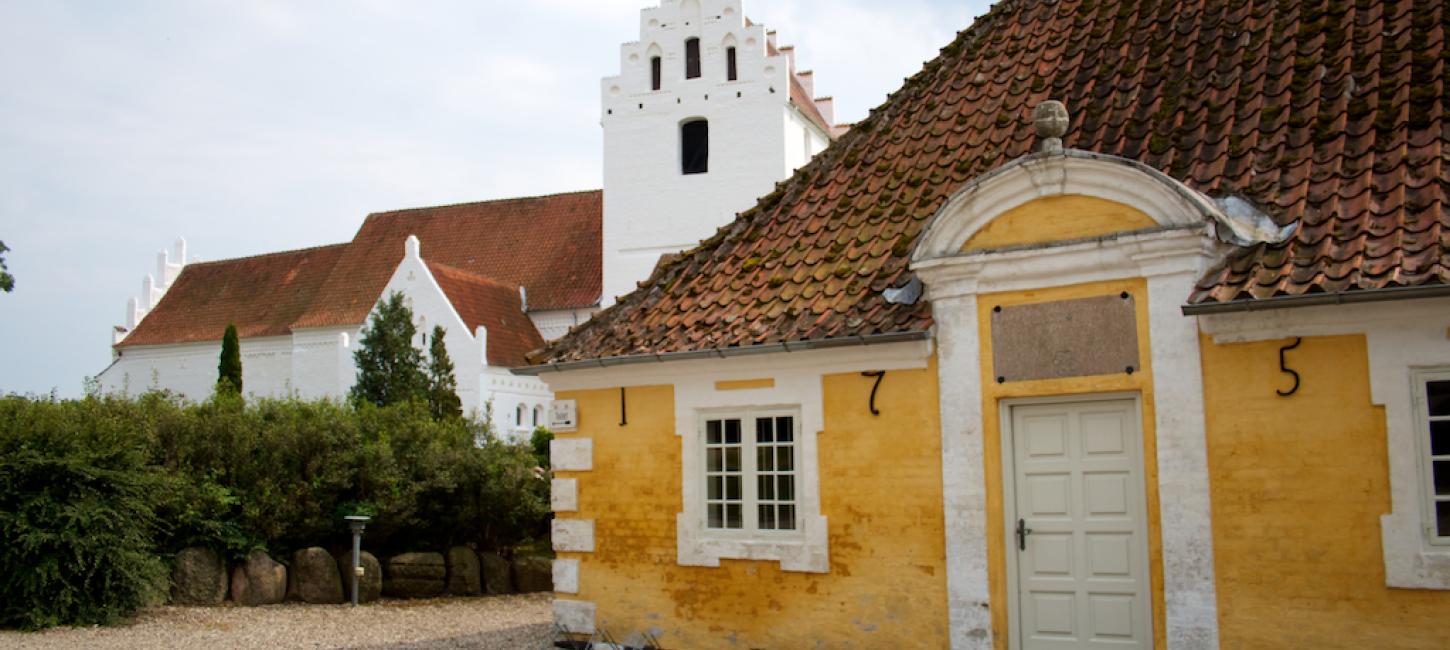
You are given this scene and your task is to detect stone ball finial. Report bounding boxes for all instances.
[1033,100,1070,153]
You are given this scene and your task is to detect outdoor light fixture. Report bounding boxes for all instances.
[344,515,371,606]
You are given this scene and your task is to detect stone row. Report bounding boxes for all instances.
[169,545,552,606]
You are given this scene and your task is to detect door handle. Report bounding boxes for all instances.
[1016,518,1033,551]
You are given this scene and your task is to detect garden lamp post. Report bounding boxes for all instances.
[344,515,371,606]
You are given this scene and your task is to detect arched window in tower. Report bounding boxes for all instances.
[726,46,737,81]
[650,56,662,91]
[681,119,708,175]
[515,404,524,428]
[684,38,701,79]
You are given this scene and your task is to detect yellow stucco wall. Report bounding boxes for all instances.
[1202,334,1450,648]
[554,358,949,649]
[960,195,1159,251]
[976,278,1168,649]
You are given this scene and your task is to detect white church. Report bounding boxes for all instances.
[97,0,840,438]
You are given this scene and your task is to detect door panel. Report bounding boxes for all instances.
[1011,399,1150,649]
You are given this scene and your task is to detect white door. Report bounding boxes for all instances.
[1008,399,1151,649]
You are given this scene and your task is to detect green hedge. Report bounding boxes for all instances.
[0,393,550,629]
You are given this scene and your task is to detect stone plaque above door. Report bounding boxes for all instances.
[991,293,1139,382]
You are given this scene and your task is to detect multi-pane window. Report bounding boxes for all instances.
[1422,373,1450,541]
[754,416,796,530]
[704,413,797,532]
[705,418,743,529]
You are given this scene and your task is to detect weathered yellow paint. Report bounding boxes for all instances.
[555,358,949,649]
[712,378,775,391]
[1202,334,1450,648]
[961,195,1159,252]
[976,278,1167,650]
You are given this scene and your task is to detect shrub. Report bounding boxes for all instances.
[0,392,551,629]
[0,396,168,629]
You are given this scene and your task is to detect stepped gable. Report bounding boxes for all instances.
[291,189,602,331]
[534,0,1447,365]
[119,243,348,347]
[427,261,545,367]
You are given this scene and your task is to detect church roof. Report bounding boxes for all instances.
[121,243,348,347]
[291,189,602,330]
[532,0,1447,365]
[427,261,545,367]
[119,189,600,348]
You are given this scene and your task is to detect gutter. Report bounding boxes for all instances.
[1181,284,1450,315]
[511,330,931,376]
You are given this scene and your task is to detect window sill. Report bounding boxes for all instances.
[1381,512,1450,590]
[677,512,828,573]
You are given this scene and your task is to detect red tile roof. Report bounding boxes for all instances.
[427,261,544,367]
[292,190,601,330]
[534,0,1447,364]
[120,190,600,348]
[120,244,347,347]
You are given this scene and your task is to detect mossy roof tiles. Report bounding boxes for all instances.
[535,0,1447,365]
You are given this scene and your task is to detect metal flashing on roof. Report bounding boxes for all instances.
[511,330,931,376]
[1181,285,1450,316]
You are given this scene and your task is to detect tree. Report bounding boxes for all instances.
[426,325,462,420]
[0,240,14,293]
[216,324,242,395]
[350,292,427,408]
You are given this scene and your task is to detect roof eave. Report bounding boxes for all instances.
[1181,284,1450,316]
[511,329,931,376]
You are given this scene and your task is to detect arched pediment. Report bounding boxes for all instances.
[911,151,1223,263]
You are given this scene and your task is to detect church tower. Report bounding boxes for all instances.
[600,0,839,306]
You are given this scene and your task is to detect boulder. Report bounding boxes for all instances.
[287,547,345,604]
[332,549,382,603]
[478,551,513,595]
[445,547,482,596]
[383,552,446,598]
[511,555,553,593]
[171,547,228,605]
[230,550,287,606]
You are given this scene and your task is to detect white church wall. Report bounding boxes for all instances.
[783,105,830,174]
[98,335,295,401]
[290,326,360,400]
[529,307,599,342]
[484,367,553,442]
[600,0,817,306]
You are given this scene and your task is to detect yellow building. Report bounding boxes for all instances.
[519,1,1450,648]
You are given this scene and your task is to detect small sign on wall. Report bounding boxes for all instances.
[550,399,578,432]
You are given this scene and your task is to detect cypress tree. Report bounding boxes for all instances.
[350,292,428,408]
[216,324,242,395]
[426,325,462,420]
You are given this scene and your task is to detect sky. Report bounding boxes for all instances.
[0,0,991,397]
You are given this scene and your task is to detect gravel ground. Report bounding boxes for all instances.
[0,594,555,650]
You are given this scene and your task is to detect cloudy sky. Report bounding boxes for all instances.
[0,0,991,397]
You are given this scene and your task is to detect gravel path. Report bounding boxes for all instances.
[0,594,555,650]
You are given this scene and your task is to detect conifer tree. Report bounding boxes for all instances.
[426,325,462,420]
[350,292,428,407]
[216,324,242,395]
[0,240,14,293]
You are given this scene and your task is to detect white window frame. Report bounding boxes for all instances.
[698,408,803,537]
[1414,368,1450,546]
